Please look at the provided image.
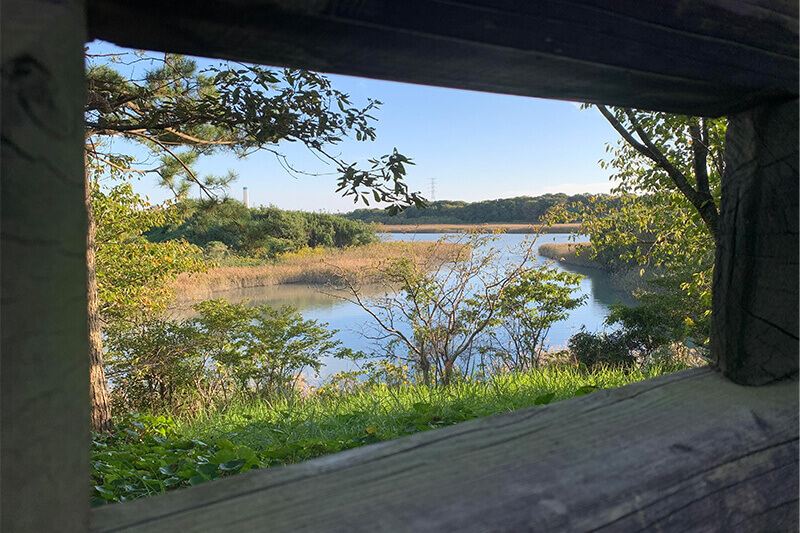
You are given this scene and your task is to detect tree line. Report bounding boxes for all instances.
[343,193,610,225]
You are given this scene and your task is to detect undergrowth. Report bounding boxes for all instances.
[91,363,684,506]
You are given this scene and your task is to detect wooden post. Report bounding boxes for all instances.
[1,1,89,531]
[712,99,799,385]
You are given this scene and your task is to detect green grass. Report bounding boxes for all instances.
[91,364,685,506]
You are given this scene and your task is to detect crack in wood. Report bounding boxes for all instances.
[588,438,799,531]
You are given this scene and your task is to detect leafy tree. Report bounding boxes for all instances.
[564,107,724,265]
[593,107,724,241]
[85,52,424,208]
[85,174,207,430]
[488,268,585,371]
[92,181,205,321]
[104,299,356,412]
[85,50,423,430]
[551,107,726,350]
[345,194,596,225]
[333,233,584,385]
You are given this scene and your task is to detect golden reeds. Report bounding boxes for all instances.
[172,241,464,299]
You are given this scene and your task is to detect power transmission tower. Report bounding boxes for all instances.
[429,176,437,201]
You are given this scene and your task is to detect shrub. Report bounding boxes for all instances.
[337,233,586,386]
[147,200,377,258]
[567,329,638,370]
[105,299,359,413]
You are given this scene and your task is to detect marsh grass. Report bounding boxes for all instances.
[91,364,687,505]
[172,241,464,299]
[174,364,681,452]
[538,241,599,267]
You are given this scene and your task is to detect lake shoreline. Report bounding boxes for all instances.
[537,241,606,270]
[538,241,657,297]
[170,232,641,380]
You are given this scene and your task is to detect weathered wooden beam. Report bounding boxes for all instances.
[90,367,798,532]
[86,0,798,117]
[1,1,90,531]
[712,99,799,385]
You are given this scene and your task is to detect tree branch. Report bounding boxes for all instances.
[597,105,718,242]
[128,131,215,200]
[162,127,239,146]
[689,119,711,198]
[89,154,158,175]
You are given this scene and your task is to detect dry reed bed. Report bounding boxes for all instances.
[538,241,599,268]
[378,223,582,234]
[173,241,465,300]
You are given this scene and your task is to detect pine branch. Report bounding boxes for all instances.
[128,131,214,200]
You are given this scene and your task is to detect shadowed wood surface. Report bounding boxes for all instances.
[86,0,798,116]
[1,0,90,530]
[712,99,799,385]
[91,367,799,532]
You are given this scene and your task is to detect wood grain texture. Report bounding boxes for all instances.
[86,0,797,116]
[712,99,799,385]
[1,1,90,531]
[91,367,799,532]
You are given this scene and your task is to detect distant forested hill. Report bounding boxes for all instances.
[343,193,598,224]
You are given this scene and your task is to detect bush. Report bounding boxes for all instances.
[147,199,377,258]
[105,299,359,413]
[606,270,710,351]
[204,241,229,256]
[567,329,638,370]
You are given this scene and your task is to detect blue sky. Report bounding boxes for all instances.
[88,41,623,213]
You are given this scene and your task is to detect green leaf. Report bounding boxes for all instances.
[237,446,258,464]
[158,464,177,476]
[219,459,246,472]
[574,385,598,397]
[533,392,556,406]
[188,475,208,486]
[216,438,234,450]
[212,448,237,465]
[412,402,433,414]
[197,463,218,477]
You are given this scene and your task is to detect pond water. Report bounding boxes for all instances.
[172,233,635,382]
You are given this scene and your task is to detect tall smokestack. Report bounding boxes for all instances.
[243,187,249,208]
